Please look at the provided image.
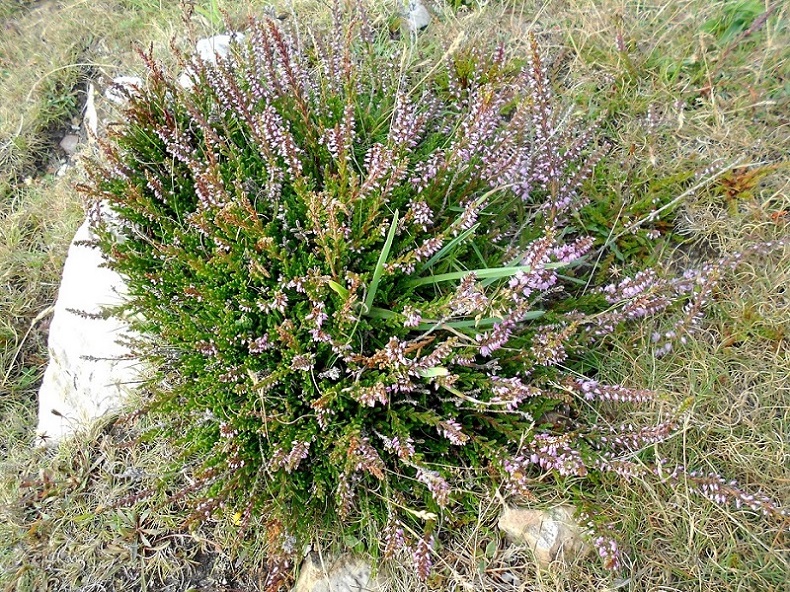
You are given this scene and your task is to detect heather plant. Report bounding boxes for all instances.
[84,9,786,589]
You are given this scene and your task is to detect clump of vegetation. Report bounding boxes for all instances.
[84,9,786,589]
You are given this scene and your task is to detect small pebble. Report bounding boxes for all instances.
[59,134,79,155]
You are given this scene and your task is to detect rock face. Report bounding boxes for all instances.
[292,554,381,592]
[36,216,140,443]
[498,505,590,567]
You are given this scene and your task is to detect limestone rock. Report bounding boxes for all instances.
[195,33,245,63]
[36,216,140,444]
[498,505,590,567]
[179,33,245,89]
[400,0,431,34]
[104,76,143,105]
[292,554,381,592]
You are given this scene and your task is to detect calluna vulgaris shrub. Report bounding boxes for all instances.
[85,10,786,588]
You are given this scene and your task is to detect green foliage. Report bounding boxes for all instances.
[444,0,480,11]
[194,0,224,28]
[701,0,765,43]
[0,0,34,20]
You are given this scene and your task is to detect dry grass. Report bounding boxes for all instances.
[1,0,788,591]
[587,243,790,591]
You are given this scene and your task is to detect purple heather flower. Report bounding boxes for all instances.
[348,436,386,480]
[382,434,416,459]
[412,532,435,581]
[355,382,388,407]
[412,237,444,262]
[476,318,515,357]
[290,353,315,372]
[529,433,587,477]
[382,517,407,558]
[335,471,358,517]
[402,305,423,328]
[437,419,469,445]
[196,339,219,356]
[406,199,434,231]
[249,335,272,353]
[594,536,622,570]
[489,375,541,410]
[416,468,451,507]
[570,379,653,403]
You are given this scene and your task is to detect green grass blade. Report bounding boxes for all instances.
[409,263,567,288]
[364,210,399,313]
[418,366,449,378]
[328,280,349,298]
[365,309,547,331]
[419,224,479,271]
[415,310,544,331]
[367,307,398,320]
[409,266,532,287]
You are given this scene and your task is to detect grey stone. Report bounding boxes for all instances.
[498,505,590,567]
[292,554,381,592]
[59,134,79,155]
[400,0,431,34]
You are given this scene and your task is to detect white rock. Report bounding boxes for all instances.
[400,0,431,34]
[498,505,590,567]
[292,554,381,592]
[179,32,245,90]
[85,82,98,137]
[36,216,141,444]
[195,33,245,63]
[105,76,143,105]
[177,70,196,90]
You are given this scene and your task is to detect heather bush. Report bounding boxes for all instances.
[85,10,786,588]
